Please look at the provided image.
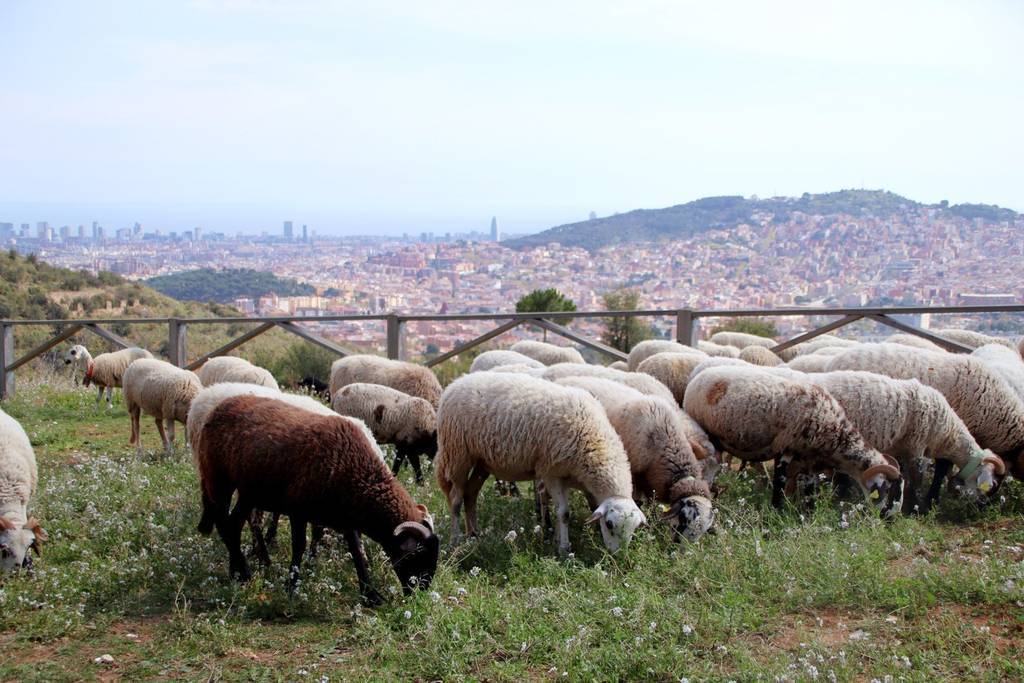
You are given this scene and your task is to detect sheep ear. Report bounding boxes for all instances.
[415,504,434,531]
[0,517,14,532]
[585,509,604,525]
[373,404,386,423]
[27,518,47,543]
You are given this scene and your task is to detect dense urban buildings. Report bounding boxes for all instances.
[4,203,1021,356]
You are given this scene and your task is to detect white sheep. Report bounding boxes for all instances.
[972,344,1024,402]
[776,335,856,361]
[332,383,437,482]
[635,351,709,406]
[739,345,782,366]
[883,334,945,352]
[784,354,833,373]
[330,355,443,408]
[468,350,544,373]
[541,363,676,404]
[122,358,203,455]
[806,371,1004,510]
[552,376,715,541]
[708,331,776,350]
[826,344,1024,480]
[627,339,701,371]
[0,407,46,572]
[196,356,279,390]
[696,340,741,358]
[932,328,1017,351]
[485,364,547,377]
[608,360,629,371]
[509,340,586,365]
[63,344,153,408]
[435,372,646,555]
[683,365,903,511]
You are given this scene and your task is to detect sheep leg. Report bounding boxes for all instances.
[155,418,167,456]
[771,456,791,509]
[164,419,176,455]
[288,515,308,591]
[446,485,465,543]
[391,450,407,477]
[545,478,572,557]
[408,453,424,484]
[462,464,490,537]
[343,528,383,606]
[902,456,925,515]
[221,496,253,582]
[265,513,280,546]
[922,459,953,513]
[95,386,103,408]
[533,480,552,536]
[309,525,326,558]
[248,511,272,567]
[128,404,141,450]
[106,386,114,409]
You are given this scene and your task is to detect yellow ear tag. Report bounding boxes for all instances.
[660,504,671,513]
[870,490,880,500]
[979,482,991,493]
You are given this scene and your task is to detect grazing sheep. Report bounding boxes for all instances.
[972,344,1024,402]
[435,373,646,555]
[683,366,903,512]
[191,389,439,602]
[0,407,46,572]
[541,363,676,404]
[332,383,438,483]
[775,335,855,361]
[122,359,202,455]
[196,356,279,390]
[739,345,782,366]
[553,376,715,541]
[627,339,701,371]
[808,346,852,357]
[807,371,1005,511]
[63,344,153,408]
[932,329,1016,351]
[636,352,708,405]
[509,340,586,365]
[883,334,945,352]
[485,364,546,377]
[330,355,443,408]
[785,354,833,373]
[708,331,776,350]
[826,344,1024,479]
[469,350,544,373]
[608,360,629,371]
[696,341,741,358]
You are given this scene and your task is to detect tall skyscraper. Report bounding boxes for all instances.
[36,221,48,239]
[302,224,308,242]
[283,221,294,239]
[490,216,500,242]
[194,226,202,242]
[91,221,100,240]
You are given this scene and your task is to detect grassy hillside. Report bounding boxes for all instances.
[1,252,332,386]
[146,268,315,304]
[506,189,1019,251]
[1,381,1022,680]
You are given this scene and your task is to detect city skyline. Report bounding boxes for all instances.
[2,2,1022,236]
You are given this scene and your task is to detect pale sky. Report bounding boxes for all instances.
[1,1,1021,236]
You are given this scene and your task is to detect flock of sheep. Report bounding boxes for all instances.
[2,328,1023,605]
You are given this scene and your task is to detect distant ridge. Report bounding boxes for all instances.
[505,189,1019,251]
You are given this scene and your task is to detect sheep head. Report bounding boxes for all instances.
[63,344,89,367]
[587,496,647,553]
[0,517,47,573]
[953,450,1007,499]
[858,458,903,516]
[388,505,439,594]
[662,495,715,543]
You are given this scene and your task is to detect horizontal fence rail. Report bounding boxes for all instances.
[2,304,1022,399]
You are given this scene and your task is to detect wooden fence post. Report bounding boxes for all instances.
[386,315,405,360]
[168,319,188,367]
[675,309,696,346]
[0,322,13,399]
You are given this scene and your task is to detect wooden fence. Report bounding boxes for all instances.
[3,304,1023,399]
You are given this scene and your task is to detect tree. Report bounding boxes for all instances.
[710,317,779,339]
[515,288,576,341]
[600,288,653,352]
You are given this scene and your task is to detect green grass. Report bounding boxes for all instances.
[2,381,1023,681]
